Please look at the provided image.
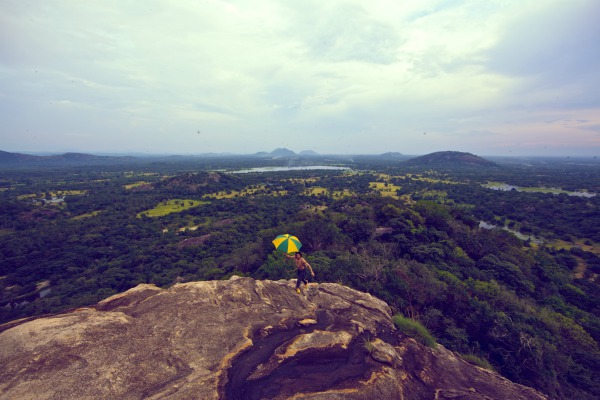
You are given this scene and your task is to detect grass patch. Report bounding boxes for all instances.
[51,190,86,196]
[460,353,494,371]
[419,189,448,199]
[138,199,208,218]
[285,177,319,184]
[547,239,600,255]
[410,176,459,185]
[17,194,37,200]
[72,211,102,220]
[203,190,242,199]
[124,181,150,189]
[18,190,87,200]
[302,187,354,198]
[369,182,401,198]
[304,187,329,196]
[203,184,287,199]
[363,337,376,354]
[332,189,354,198]
[124,171,158,177]
[392,314,437,348]
[550,239,576,251]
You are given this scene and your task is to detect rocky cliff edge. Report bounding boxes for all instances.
[0,277,547,399]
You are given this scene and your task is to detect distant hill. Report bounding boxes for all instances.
[269,148,296,157]
[379,152,403,158]
[404,151,497,167]
[46,152,126,162]
[0,150,21,163]
[253,148,297,158]
[0,151,136,166]
[299,150,320,156]
[154,171,239,193]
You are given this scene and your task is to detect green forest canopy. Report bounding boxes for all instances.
[0,158,599,399]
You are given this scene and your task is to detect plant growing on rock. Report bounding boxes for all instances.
[393,314,437,348]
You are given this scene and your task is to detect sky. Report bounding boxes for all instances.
[1,0,599,156]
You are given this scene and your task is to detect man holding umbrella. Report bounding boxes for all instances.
[286,252,315,294]
[272,234,315,294]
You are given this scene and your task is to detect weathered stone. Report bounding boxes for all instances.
[297,319,317,327]
[369,338,402,367]
[0,277,547,399]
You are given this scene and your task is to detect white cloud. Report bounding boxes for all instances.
[0,0,598,155]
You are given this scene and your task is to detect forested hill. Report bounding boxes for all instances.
[0,150,45,164]
[1,163,599,399]
[0,150,136,166]
[404,151,497,167]
[153,171,241,193]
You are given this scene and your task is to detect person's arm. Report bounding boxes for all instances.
[303,258,315,276]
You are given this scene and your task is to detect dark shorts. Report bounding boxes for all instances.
[296,268,309,288]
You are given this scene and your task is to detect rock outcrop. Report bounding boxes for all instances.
[0,277,547,399]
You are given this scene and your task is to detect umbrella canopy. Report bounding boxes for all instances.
[272,234,302,254]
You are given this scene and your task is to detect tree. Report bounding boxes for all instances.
[341,218,376,243]
[299,218,340,251]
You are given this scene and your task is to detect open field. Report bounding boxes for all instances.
[304,187,328,196]
[18,190,87,200]
[124,181,151,189]
[418,189,448,199]
[203,184,287,199]
[138,199,208,218]
[392,172,461,185]
[332,189,354,198]
[124,172,159,177]
[285,177,319,184]
[16,194,37,200]
[410,176,460,185]
[370,182,401,198]
[547,239,600,255]
[72,211,102,220]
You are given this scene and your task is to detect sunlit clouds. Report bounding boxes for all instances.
[1,0,599,156]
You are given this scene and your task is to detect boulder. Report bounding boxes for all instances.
[0,277,546,399]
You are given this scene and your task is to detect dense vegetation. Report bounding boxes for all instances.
[1,155,599,399]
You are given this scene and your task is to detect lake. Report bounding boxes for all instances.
[231,166,351,174]
[482,182,595,197]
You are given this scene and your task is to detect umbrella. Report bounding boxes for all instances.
[272,234,302,254]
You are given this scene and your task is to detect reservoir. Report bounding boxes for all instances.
[482,183,595,197]
[231,166,351,174]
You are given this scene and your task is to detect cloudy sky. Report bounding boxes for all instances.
[1,0,599,156]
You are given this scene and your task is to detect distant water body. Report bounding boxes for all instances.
[479,221,544,245]
[231,166,351,174]
[483,183,595,197]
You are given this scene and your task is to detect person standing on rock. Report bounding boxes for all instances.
[286,252,314,294]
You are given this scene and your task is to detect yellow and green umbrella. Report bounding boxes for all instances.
[272,234,302,254]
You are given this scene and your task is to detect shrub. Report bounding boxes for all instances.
[362,337,376,354]
[392,314,437,348]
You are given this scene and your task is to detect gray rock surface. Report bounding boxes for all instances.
[0,277,547,399]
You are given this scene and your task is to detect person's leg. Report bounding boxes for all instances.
[296,269,302,289]
[297,269,309,293]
